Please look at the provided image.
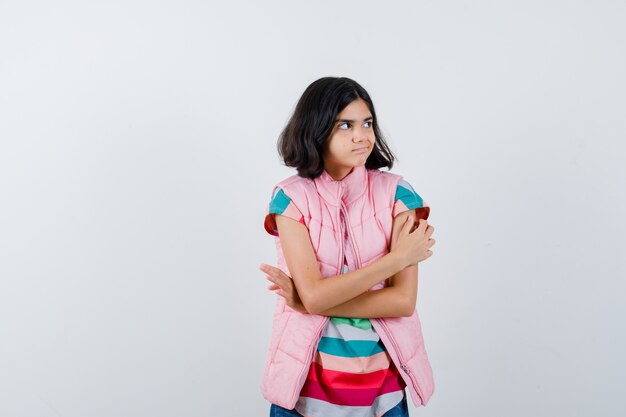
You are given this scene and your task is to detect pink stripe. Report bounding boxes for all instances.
[392,200,409,217]
[315,351,391,374]
[283,203,305,224]
[392,203,430,220]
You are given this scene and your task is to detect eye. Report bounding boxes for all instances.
[338,122,350,130]
[364,121,372,128]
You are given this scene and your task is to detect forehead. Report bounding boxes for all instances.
[337,98,372,119]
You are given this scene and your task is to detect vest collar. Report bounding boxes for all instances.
[313,165,368,205]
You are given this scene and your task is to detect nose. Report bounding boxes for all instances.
[353,126,369,142]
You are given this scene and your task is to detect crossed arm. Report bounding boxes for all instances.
[260,210,434,318]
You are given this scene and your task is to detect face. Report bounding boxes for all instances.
[322,98,376,180]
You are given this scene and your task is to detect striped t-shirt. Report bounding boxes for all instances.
[265,178,428,417]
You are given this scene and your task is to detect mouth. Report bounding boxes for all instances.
[352,146,369,152]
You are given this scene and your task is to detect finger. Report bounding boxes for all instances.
[417,218,428,232]
[267,275,287,291]
[265,272,284,282]
[428,238,436,248]
[261,264,294,282]
[277,277,293,292]
[401,216,414,234]
[267,281,285,291]
[425,225,435,237]
[278,269,291,279]
[259,264,280,276]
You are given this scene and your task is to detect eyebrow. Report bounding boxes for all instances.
[335,116,373,123]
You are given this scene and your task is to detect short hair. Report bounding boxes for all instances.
[277,77,396,179]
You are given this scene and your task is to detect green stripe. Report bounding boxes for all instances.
[317,337,384,357]
[269,188,291,215]
[330,317,372,330]
[395,184,423,210]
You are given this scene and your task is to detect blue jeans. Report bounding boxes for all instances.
[270,394,409,417]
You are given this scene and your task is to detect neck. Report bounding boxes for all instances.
[325,166,354,181]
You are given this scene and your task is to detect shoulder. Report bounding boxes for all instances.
[272,174,314,197]
[267,174,309,210]
[368,169,430,217]
[265,175,309,236]
[368,168,403,187]
[368,168,402,181]
[367,169,403,199]
[389,174,430,219]
[370,170,422,198]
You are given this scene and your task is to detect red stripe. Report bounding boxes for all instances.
[300,365,405,406]
[306,361,399,389]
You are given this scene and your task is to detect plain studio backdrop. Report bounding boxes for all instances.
[1,1,624,416]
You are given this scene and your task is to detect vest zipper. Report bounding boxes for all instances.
[340,200,424,404]
[340,203,361,268]
[372,318,424,404]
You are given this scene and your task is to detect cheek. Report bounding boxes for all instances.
[329,134,350,152]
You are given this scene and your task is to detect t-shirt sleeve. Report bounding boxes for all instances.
[392,178,430,221]
[263,187,305,237]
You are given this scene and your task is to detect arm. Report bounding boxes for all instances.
[316,211,419,317]
[273,213,411,314]
[263,265,417,317]
[269,210,434,315]
[315,269,417,317]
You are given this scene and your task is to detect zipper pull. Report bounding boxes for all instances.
[400,364,410,374]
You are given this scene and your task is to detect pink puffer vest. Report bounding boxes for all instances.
[261,165,435,409]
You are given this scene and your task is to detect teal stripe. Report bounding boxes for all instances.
[268,188,291,215]
[317,337,384,357]
[395,184,423,210]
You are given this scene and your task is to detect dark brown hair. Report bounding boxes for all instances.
[277,77,396,179]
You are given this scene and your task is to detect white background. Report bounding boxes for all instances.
[1,1,624,416]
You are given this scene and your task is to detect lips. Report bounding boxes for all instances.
[352,146,369,152]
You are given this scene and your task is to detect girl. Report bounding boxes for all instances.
[259,77,436,417]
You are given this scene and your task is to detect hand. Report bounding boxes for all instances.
[393,217,436,267]
[259,264,308,314]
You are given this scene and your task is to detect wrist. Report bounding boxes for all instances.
[386,250,407,273]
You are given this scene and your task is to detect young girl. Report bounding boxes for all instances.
[259,77,436,417]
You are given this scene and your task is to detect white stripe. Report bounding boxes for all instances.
[397,178,416,194]
[295,391,405,417]
[322,322,381,342]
